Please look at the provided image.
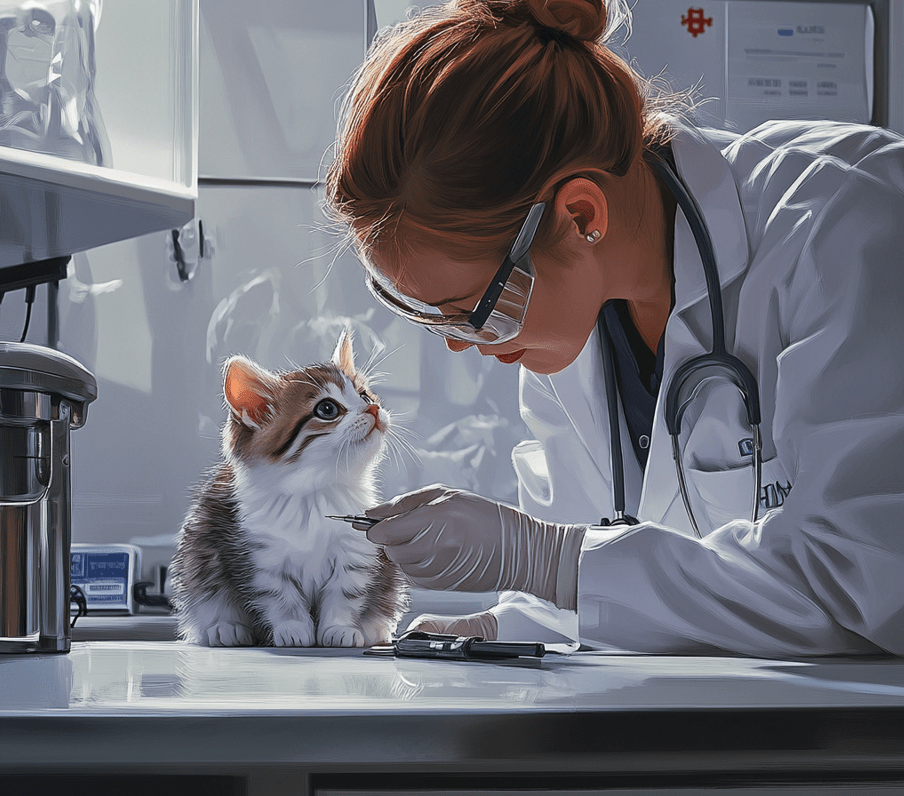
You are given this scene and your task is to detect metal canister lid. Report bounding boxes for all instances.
[0,343,97,427]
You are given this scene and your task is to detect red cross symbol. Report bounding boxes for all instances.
[681,8,713,37]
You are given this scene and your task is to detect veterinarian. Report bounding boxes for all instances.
[325,0,904,656]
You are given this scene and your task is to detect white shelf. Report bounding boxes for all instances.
[0,148,195,268]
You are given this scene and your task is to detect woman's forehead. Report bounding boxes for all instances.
[369,247,494,306]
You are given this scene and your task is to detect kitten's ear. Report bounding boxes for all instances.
[331,328,356,379]
[223,356,278,429]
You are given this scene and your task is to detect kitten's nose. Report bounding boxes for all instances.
[364,402,383,433]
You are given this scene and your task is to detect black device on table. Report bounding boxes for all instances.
[365,629,545,661]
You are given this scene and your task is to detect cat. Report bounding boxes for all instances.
[169,330,409,647]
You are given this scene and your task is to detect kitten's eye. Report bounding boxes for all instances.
[313,399,341,420]
[359,390,373,404]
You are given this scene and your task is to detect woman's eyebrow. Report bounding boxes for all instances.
[424,292,475,308]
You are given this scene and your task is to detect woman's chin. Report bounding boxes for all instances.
[520,349,577,376]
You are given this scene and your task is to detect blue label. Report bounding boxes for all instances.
[71,551,131,606]
[738,438,755,457]
[70,552,86,579]
[778,28,794,36]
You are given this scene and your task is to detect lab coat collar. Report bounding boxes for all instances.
[539,122,750,529]
[637,123,751,529]
[669,122,750,313]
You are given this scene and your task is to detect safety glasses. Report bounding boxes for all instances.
[365,203,546,345]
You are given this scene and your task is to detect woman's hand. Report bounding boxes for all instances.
[357,484,587,610]
[407,610,499,640]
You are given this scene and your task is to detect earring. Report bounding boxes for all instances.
[585,230,601,243]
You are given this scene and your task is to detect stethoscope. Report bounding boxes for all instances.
[597,150,762,538]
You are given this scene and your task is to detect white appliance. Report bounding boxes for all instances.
[623,0,900,133]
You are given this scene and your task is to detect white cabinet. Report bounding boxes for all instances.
[0,0,197,268]
[199,0,373,181]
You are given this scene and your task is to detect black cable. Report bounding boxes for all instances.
[70,584,88,628]
[172,229,189,281]
[19,285,35,343]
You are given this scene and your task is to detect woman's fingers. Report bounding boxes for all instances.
[365,513,434,551]
[364,484,455,520]
[406,611,498,640]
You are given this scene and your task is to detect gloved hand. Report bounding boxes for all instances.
[407,610,499,640]
[356,485,587,611]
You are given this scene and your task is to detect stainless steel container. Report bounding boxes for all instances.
[0,343,96,653]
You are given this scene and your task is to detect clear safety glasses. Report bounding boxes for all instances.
[365,203,546,345]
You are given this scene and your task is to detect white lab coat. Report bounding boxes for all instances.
[496,119,904,657]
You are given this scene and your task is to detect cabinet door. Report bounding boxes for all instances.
[199,0,373,181]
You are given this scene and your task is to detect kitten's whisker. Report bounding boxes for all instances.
[382,438,405,474]
[361,342,386,379]
[384,441,403,472]
[387,426,421,449]
[385,430,421,467]
[385,444,404,474]
[384,406,416,420]
[387,418,418,434]
[363,371,389,386]
[361,344,404,382]
[391,443,418,473]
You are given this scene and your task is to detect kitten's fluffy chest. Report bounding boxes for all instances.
[235,465,376,584]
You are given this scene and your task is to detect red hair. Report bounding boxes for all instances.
[325,0,676,266]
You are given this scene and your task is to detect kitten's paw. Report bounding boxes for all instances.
[271,619,316,647]
[206,622,255,647]
[318,625,365,648]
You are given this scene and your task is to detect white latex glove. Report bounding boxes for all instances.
[407,610,499,640]
[357,485,587,611]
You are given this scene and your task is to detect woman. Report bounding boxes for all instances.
[325,0,904,656]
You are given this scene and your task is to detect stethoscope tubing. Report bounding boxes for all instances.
[598,148,762,536]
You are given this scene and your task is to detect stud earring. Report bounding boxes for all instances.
[585,230,601,243]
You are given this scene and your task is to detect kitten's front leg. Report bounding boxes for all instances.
[254,570,316,647]
[317,566,370,648]
[178,594,255,647]
[270,616,316,647]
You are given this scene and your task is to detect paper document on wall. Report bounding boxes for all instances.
[726,1,873,130]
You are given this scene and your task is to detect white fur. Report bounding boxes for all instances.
[182,592,256,647]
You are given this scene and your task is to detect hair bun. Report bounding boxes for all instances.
[523,0,607,42]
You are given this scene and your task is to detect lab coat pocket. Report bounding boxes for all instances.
[686,456,793,535]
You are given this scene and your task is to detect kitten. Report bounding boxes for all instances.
[170,331,409,647]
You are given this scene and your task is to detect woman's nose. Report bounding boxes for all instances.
[445,339,473,353]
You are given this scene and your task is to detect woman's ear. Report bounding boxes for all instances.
[554,177,609,243]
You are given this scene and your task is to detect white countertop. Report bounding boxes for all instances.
[4,623,904,779]
[4,629,904,716]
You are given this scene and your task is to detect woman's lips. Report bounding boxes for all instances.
[495,349,526,364]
